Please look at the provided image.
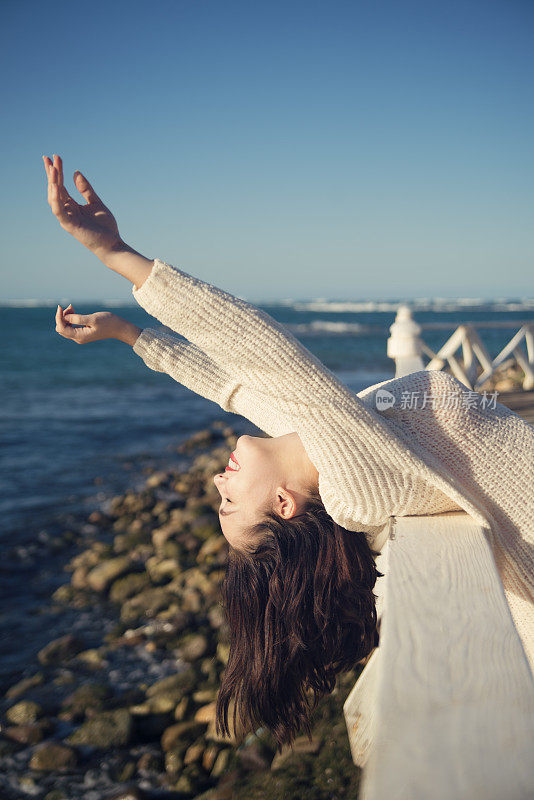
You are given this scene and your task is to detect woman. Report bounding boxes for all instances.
[43,154,534,750]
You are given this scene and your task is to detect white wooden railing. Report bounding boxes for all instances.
[387,305,534,389]
[343,512,534,800]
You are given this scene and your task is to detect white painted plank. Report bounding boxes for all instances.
[342,535,389,766]
[343,648,380,767]
[360,512,534,800]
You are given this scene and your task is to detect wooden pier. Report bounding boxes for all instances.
[344,316,534,798]
[386,306,534,426]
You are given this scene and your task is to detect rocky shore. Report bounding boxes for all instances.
[477,361,529,393]
[0,421,363,800]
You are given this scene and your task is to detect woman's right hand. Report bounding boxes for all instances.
[55,305,141,345]
[43,154,122,256]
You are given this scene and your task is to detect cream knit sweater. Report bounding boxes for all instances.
[131,258,534,673]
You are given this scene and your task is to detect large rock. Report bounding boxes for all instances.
[86,556,132,593]
[145,556,181,584]
[109,571,150,603]
[4,724,45,745]
[145,470,171,489]
[177,632,209,662]
[137,751,164,774]
[193,688,217,704]
[161,720,208,753]
[66,708,133,748]
[135,689,184,715]
[194,701,216,725]
[29,742,77,771]
[201,742,220,773]
[181,588,202,614]
[120,587,174,625]
[152,520,183,551]
[211,748,231,777]
[74,648,106,669]
[71,566,90,590]
[216,642,230,666]
[198,536,227,565]
[5,700,43,725]
[141,669,198,715]
[5,672,44,700]
[207,605,225,630]
[52,584,77,603]
[113,528,145,555]
[61,682,112,717]
[38,634,85,666]
[68,543,107,572]
[184,740,204,765]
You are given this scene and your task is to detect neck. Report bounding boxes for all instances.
[279,432,319,493]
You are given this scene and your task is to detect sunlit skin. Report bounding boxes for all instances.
[213,433,320,551]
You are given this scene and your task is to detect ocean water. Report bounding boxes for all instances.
[1,296,533,684]
[3,296,534,539]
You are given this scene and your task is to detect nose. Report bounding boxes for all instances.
[213,472,224,493]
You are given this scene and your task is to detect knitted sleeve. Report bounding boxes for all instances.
[130,259,454,533]
[132,325,297,438]
[131,258,357,411]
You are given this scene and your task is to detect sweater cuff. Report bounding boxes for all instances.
[132,258,192,318]
[132,258,164,305]
[132,326,160,360]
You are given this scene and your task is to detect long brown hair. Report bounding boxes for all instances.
[215,490,384,752]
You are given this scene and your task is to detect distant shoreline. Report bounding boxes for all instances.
[2,297,534,310]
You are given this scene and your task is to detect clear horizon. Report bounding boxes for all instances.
[2,295,534,308]
[2,0,533,302]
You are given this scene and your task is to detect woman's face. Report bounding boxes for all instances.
[213,433,318,551]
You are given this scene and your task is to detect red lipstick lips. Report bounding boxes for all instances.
[225,452,240,472]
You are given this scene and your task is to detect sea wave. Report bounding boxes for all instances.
[290,300,402,312]
[2,297,534,311]
[0,298,134,308]
[286,320,371,335]
[287,298,534,313]
[1,299,62,307]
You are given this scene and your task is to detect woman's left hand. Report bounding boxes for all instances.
[55,304,124,344]
[43,154,122,257]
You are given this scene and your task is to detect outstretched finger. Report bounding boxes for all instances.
[53,154,64,186]
[56,305,80,339]
[73,171,101,205]
[55,304,69,334]
[42,155,52,179]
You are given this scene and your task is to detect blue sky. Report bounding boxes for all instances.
[1,0,533,302]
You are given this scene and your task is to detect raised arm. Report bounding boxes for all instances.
[52,303,297,437]
[132,326,298,438]
[42,153,361,411]
[129,257,359,409]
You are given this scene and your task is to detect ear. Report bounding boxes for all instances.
[274,487,298,520]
